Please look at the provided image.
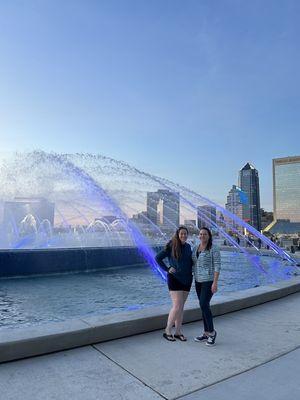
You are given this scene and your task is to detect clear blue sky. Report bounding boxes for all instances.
[0,0,299,210]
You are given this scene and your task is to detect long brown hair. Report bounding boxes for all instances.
[166,226,189,259]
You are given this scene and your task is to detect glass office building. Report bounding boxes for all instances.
[273,156,300,222]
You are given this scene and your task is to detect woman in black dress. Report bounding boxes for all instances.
[155,226,193,341]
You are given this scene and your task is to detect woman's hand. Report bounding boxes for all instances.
[211,282,218,293]
[169,267,176,274]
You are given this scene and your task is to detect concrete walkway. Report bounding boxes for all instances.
[0,292,299,400]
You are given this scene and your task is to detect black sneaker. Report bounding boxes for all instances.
[194,333,208,342]
[206,331,217,346]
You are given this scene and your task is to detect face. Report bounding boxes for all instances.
[178,228,188,244]
[199,229,209,244]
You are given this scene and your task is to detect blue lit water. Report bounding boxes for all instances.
[0,251,296,329]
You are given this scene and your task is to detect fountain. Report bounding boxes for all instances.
[0,151,298,279]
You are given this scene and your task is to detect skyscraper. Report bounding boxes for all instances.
[225,185,243,233]
[146,191,160,225]
[273,156,300,222]
[146,190,180,230]
[239,163,261,231]
[197,205,216,230]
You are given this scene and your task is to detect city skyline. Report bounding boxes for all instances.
[2,154,299,235]
[1,150,296,215]
[4,156,300,227]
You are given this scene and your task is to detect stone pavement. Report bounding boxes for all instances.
[183,348,300,400]
[0,292,299,400]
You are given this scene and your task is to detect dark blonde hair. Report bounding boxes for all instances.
[166,226,189,259]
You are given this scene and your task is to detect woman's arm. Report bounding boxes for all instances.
[212,246,221,272]
[211,271,220,293]
[191,245,200,265]
[211,246,221,293]
[155,247,171,272]
[191,246,197,275]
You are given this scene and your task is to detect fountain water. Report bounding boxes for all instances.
[0,151,298,280]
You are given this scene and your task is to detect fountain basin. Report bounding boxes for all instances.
[0,246,162,278]
[0,276,299,363]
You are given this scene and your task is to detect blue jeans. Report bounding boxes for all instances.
[195,281,214,333]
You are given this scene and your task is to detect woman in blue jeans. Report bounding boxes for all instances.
[192,227,221,346]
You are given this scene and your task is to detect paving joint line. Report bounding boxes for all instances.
[173,344,300,400]
[91,344,167,400]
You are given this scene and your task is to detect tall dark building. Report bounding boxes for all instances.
[238,163,261,231]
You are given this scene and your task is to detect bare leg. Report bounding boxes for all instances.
[174,291,189,335]
[166,291,183,334]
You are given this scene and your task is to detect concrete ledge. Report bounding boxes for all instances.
[1,276,300,364]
